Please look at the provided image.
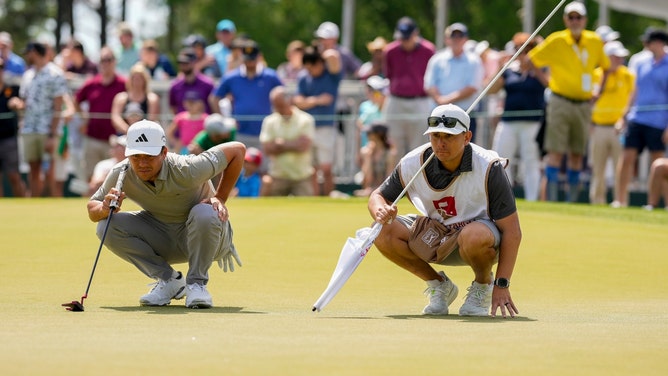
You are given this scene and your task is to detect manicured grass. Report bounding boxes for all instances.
[1,197,667,375]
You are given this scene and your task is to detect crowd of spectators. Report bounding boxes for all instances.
[1,3,667,209]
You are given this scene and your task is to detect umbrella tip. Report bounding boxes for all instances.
[311,306,317,312]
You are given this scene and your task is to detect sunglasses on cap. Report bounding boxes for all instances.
[427,116,468,129]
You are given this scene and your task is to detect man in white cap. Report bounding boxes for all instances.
[528,1,610,202]
[367,104,522,318]
[87,120,246,309]
[314,21,361,79]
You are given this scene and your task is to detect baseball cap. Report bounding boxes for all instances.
[176,48,197,63]
[647,29,668,44]
[604,41,629,57]
[314,22,340,39]
[23,41,47,56]
[446,22,469,37]
[183,34,207,48]
[595,25,620,43]
[395,17,417,40]
[244,147,263,165]
[217,19,236,32]
[366,75,389,92]
[241,40,260,60]
[204,113,237,135]
[423,104,470,136]
[125,120,167,156]
[564,1,586,16]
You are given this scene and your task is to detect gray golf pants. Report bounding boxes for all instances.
[98,203,234,285]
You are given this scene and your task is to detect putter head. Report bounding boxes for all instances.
[62,300,85,312]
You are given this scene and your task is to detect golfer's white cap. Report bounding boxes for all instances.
[125,120,166,156]
[423,104,470,136]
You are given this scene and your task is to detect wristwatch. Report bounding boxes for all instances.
[494,278,510,288]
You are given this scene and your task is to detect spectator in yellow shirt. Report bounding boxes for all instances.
[589,41,634,205]
[528,1,610,202]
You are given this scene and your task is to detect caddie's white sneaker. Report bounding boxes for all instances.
[139,271,186,306]
[422,271,458,315]
[185,283,213,309]
[459,279,493,316]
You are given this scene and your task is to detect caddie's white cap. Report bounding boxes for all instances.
[125,120,166,156]
[564,1,586,16]
[604,41,629,57]
[423,104,470,136]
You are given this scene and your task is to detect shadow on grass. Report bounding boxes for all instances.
[386,314,537,322]
[100,306,267,315]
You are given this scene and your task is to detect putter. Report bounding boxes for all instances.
[63,164,128,312]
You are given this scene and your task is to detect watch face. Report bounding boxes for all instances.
[496,278,509,288]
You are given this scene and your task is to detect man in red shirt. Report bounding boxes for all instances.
[382,17,435,157]
[74,46,127,181]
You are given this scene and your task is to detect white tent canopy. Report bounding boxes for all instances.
[594,0,668,22]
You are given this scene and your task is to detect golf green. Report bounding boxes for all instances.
[1,197,667,375]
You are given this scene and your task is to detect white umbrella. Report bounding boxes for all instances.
[312,223,381,312]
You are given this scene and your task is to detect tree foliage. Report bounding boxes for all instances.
[0,0,53,50]
[0,0,664,66]
[165,0,663,69]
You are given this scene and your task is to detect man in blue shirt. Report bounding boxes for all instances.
[293,45,342,196]
[615,29,668,207]
[210,40,282,153]
[0,32,26,81]
[206,19,236,76]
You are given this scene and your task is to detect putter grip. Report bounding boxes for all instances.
[109,165,128,210]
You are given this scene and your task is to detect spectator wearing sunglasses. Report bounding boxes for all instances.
[527,1,610,202]
[368,103,521,318]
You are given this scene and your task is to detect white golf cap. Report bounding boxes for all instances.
[204,113,236,134]
[125,120,166,156]
[423,104,470,136]
[564,1,586,16]
[366,75,389,92]
[596,25,620,43]
[314,22,339,39]
[604,41,629,57]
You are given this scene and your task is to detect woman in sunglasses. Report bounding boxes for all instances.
[368,103,521,319]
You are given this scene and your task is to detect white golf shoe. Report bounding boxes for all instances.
[139,271,186,306]
[459,279,493,316]
[185,283,213,309]
[422,271,458,315]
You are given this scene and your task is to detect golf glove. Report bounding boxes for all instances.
[217,246,242,272]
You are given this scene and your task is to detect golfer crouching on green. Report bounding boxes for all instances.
[368,104,522,318]
[87,119,245,309]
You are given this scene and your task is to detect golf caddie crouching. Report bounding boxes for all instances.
[368,104,522,318]
[87,119,245,308]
